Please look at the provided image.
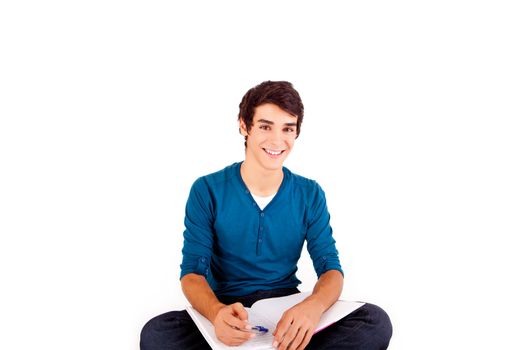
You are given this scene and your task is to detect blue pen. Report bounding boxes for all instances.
[249,325,269,334]
[232,324,269,334]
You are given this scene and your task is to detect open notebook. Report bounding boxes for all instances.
[186,292,365,350]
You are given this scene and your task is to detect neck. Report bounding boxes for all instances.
[240,160,283,197]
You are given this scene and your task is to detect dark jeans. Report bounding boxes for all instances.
[140,288,392,350]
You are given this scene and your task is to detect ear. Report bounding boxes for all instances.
[239,120,249,137]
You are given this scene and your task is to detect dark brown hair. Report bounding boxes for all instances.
[238,81,304,145]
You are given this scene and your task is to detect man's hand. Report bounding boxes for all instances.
[213,302,255,346]
[272,298,324,350]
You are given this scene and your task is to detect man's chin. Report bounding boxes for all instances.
[262,159,287,171]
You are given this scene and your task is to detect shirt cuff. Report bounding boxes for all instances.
[314,254,344,278]
[180,255,210,280]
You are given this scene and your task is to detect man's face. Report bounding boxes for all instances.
[240,103,298,172]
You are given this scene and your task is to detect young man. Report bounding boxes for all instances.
[141,81,392,350]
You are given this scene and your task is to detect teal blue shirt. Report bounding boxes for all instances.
[180,162,343,296]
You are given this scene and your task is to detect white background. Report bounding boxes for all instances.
[1,1,524,349]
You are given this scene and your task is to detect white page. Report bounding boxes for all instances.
[186,306,275,350]
[186,292,365,349]
[251,292,365,333]
[250,292,311,327]
[315,300,365,333]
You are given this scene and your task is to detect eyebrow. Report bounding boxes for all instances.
[257,119,297,127]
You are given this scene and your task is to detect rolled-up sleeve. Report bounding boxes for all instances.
[306,182,344,278]
[179,177,215,280]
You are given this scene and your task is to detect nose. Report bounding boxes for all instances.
[268,128,284,146]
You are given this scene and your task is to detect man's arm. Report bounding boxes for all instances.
[272,269,344,350]
[179,179,253,345]
[305,269,344,312]
[181,273,225,322]
[181,273,255,346]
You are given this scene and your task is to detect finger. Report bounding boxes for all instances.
[231,302,249,321]
[227,329,255,343]
[288,326,308,350]
[224,313,249,330]
[273,314,293,347]
[220,320,254,342]
[297,328,314,350]
[225,333,254,347]
[233,332,256,341]
[278,321,300,350]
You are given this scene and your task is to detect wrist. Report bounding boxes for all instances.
[209,302,227,324]
[304,294,328,313]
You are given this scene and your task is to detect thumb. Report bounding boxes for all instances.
[231,302,249,321]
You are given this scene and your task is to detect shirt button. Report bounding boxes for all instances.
[258,239,263,242]
[245,189,249,194]
[200,257,206,262]
[260,212,264,217]
[259,227,263,232]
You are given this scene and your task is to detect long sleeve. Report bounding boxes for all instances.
[179,177,215,280]
[305,182,344,278]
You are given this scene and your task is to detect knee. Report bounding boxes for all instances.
[140,311,187,350]
[364,303,393,348]
[140,315,158,350]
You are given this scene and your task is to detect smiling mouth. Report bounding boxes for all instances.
[263,148,285,156]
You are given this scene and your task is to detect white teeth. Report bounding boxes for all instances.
[264,149,282,155]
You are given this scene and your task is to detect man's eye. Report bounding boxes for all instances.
[284,128,295,133]
[260,125,270,130]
